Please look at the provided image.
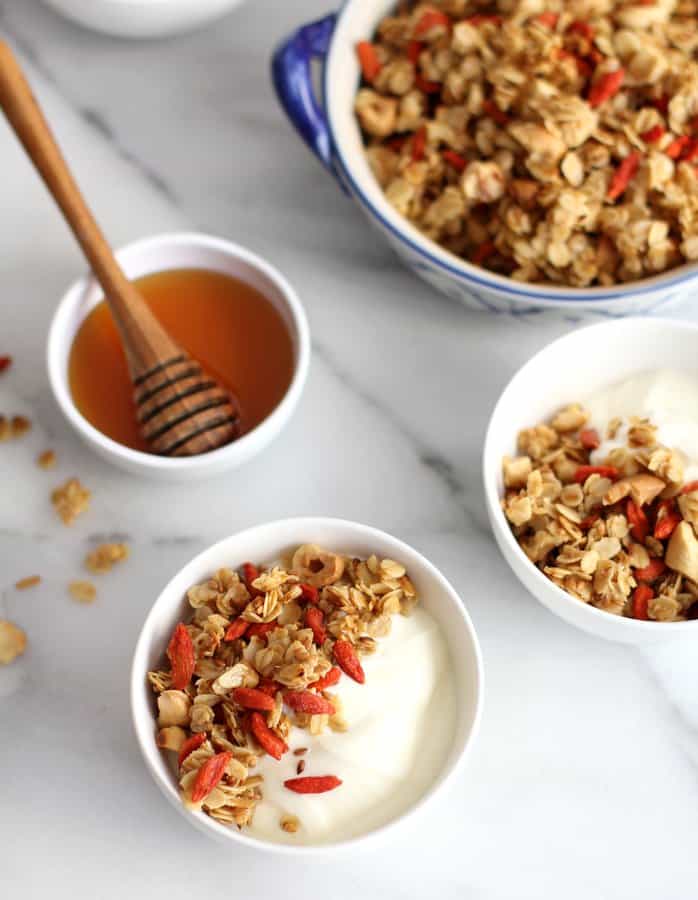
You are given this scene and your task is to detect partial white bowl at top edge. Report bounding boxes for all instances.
[47,232,310,481]
[483,317,698,644]
[41,0,246,38]
[130,517,484,854]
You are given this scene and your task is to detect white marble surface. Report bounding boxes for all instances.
[2,2,698,897]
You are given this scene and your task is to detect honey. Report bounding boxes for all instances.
[68,268,294,452]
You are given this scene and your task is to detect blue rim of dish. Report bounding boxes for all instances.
[321,0,698,305]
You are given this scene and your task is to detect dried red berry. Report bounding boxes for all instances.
[232,687,276,711]
[191,751,232,803]
[632,584,653,620]
[574,465,619,483]
[178,732,207,767]
[284,690,335,716]
[167,623,195,691]
[309,667,342,691]
[283,775,342,794]
[249,711,288,760]
[304,606,326,645]
[223,618,249,642]
[334,639,365,684]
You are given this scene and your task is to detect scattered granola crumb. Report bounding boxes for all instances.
[69,580,97,604]
[0,355,12,374]
[0,416,9,442]
[296,759,306,775]
[85,542,129,574]
[10,415,31,438]
[293,747,308,756]
[52,478,91,525]
[15,575,41,590]
[37,449,56,470]
[280,814,300,834]
[0,620,27,664]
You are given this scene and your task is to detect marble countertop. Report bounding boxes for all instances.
[2,2,698,897]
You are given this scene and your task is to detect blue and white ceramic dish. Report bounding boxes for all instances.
[272,0,698,315]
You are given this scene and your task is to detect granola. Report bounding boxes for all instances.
[356,1,698,286]
[0,620,27,664]
[503,403,698,621]
[69,580,97,604]
[147,545,419,831]
[85,542,129,574]
[51,478,91,525]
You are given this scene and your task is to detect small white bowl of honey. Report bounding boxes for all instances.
[47,232,310,480]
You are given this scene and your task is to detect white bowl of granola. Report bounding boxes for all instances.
[484,317,698,643]
[274,1,698,314]
[130,518,483,851]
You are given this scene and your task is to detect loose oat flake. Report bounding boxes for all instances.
[69,580,97,604]
[15,575,41,590]
[503,403,698,621]
[85,542,129,574]
[148,546,418,830]
[52,478,90,525]
[0,620,27,665]
[37,449,56,470]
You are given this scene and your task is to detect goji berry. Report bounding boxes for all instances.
[681,480,698,494]
[588,68,625,107]
[442,149,467,172]
[651,95,669,114]
[535,12,558,27]
[407,40,423,64]
[567,20,594,39]
[634,558,666,582]
[241,562,261,596]
[284,690,335,715]
[232,687,276,711]
[178,732,207,767]
[654,504,681,539]
[191,751,232,803]
[414,9,451,36]
[665,136,690,159]
[631,584,653,620]
[579,428,600,450]
[305,606,326,645]
[223,618,249,642]
[607,151,641,201]
[167,623,195,691]
[412,124,427,160]
[640,125,664,143]
[356,41,381,83]
[483,99,508,126]
[256,677,281,696]
[579,513,600,530]
[309,667,342,691]
[247,621,277,640]
[626,499,649,542]
[574,465,619,483]
[284,775,342,794]
[681,138,698,162]
[0,355,11,373]
[415,73,441,94]
[249,711,288,760]
[334,639,365,684]
[299,583,319,604]
[472,240,496,266]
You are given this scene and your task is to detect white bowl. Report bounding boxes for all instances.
[130,517,484,853]
[47,232,309,480]
[42,0,246,38]
[484,317,698,644]
[273,2,698,315]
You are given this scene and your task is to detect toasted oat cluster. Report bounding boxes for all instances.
[147,545,418,830]
[503,404,698,621]
[356,0,698,286]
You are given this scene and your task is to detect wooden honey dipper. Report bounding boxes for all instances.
[0,41,241,457]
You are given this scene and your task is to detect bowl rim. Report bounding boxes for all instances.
[129,516,485,854]
[483,316,698,634]
[323,0,698,306]
[46,231,310,472]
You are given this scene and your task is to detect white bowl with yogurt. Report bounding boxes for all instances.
[130,517,484,852]
[484,317,698,644]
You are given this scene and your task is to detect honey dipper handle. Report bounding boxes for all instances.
[0,40,178,374]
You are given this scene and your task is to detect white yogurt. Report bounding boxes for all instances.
[246,606,456,845]
[586,369,698,482]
